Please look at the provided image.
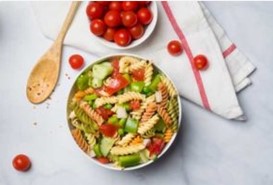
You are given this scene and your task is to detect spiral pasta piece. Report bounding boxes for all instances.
[79,102,104,125]
[71,129,90,153]
[129,60,146,72]
[119,56,140,73]
[157,82,169,108]
[144,61,153,86]
[130,135,143,145]
[167,97,179,132]
[110,143,145,155]
[73,87,94,102]
[140,102,157,123]
[117,133,136,146]
[118,92,145,104]
[164,128,173,143]
[157,106,172,125]
[85,133,96,149]
[130,95,155,120]
[138,114,159,135]
[160,76,177,97]
[142,128,156,138]
[94,96,118,107]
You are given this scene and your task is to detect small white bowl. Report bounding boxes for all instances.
[90,2,158,50]
[67,53,182,171]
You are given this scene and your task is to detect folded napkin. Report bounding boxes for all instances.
[31,1,256,120]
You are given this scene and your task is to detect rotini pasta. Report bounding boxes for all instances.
[68,55,180,169]
[138,114,160,135]
[79,101,104,125]
[160,76,177,97]
[118,92,145,104]
[110,144,145,155]
[71,129,90,153]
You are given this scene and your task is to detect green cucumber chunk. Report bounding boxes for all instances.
[100,137,116,157]
[124,118,139,133]
[118,154,141,167]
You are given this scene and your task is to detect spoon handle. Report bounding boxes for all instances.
[55,1,81,44]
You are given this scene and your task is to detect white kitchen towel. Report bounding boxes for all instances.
[31,1,256,120]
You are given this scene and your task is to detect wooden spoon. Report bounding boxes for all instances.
[26,2,80,104]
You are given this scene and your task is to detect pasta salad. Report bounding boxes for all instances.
[67,55,180,169]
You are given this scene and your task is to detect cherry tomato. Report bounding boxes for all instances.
[132,68,145,81]
[194,54,208,70]
[114,29,132,46]
[104,73,129,95]
[103,27,116,41]
[12,154,31,172]
[99,124,118,137]
[86,2,104,20]
[104,10,122,28]
[139,1,151,7]
[147,137,165,156]
[109,1,122,11]
[122,1,139,12]
[97,157,110,164]
[137,7,153,25]
[167,40,183,56]
[96,107,114,120]
[129,23,144,40]
[121,11,138,27]
[130,100,141,110]
[90,19,106,36]
[69,54,84,69]
[111,58,120,75]
[97,1,110,7]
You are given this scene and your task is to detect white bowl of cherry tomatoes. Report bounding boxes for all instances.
[86,1,158,49]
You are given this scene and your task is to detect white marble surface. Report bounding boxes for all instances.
[0,1,273,185]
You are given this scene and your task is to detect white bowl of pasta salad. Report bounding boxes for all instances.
[67,54,182,170]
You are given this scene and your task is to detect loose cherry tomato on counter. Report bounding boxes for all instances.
[12,154,31,172]
[122,1,139,12]
[103,27,116,41]
[129,23,144,40]
[130,100,141,110]
[132,68,145,81]
[109,1,123,11]
[114,29,132,46]
[167,40,183,56]
[69,54,84,69]
[194,54,208,70]
[137,7,153,25]
[97,157,110,164]
[86,2,104,20]
[121,11,138,27]
[99,124,118,137]
[90,19,106,36]
[104,10,122,28]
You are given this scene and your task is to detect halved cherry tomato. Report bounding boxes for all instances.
[104,10,122,28]
[90,19,106,36]
[121,11,138,27]
[132,68,145,81]
[12,154,31,172]
[69,54,84,69]
[86,2,104,20]
[147,137,165,156]
[167,40,183,56]
[122,1,139,12]
[111,58,120,75]
[194,54,208,70]
[96,107,114,120]
[97,157,110,164]
[99,124,118,137]
[129,23,144,40]
[109,1,122,11]
[103,27,116,42]
[130,100,141,110]
[137,7,153,25]
[104,73,129,95]
[114,29,132,46]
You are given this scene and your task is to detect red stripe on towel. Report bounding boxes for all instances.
[223,44,236,58]
[161,1,211,110]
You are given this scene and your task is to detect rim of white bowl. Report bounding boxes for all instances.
[88,2,158,50]
[66,53,182,171]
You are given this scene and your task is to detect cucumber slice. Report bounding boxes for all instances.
[100,137,116,157]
